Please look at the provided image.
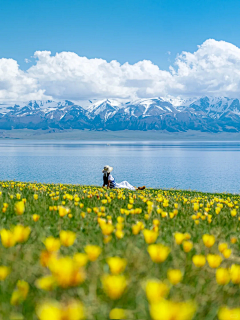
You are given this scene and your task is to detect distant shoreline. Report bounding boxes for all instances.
[1,129,240,141]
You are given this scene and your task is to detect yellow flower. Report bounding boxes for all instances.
[109,308,126,320]
[182,241,193,253]
[193,203,199,211]
[218,306,240,320]
[174,233,185,245]
[32,214,40,222]
[101,274,127,300]
[107,257,127,274]
[216,268,230,285]
[100,223,114,236]
[13,225,31,243]
[60,230,76,247]
[218,243,228,253]
[202,234,215,248]
[231,209,237,217]
[35,275,56,291]
[36,300,85,320]
[40,250,57,267]
[84,245,102,261]
[150,299,196,320]
[143,229,158,244]
[58,206,70,217]
[230,237,237,244]
[11,280,29,305]
[115,230,124,239]
[14,201,25,215]
[222,248,231,259]
[44,237,61,252]
[230,264,240,284]
[48,256,86,288]
[147,244,170,263]
[167,269,183,285]
[73,253,88,267]
[192,255,206,267]
[145,279,169,302]
[0,266,11,280]
[207,254,222,268]
[34,194,38,200]
[0,229,16,248]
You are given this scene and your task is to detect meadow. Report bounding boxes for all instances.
[0,181,240,319]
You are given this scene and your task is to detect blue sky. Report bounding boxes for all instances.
[1,0,240,70]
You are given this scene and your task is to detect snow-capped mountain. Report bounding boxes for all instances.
[1,96,240,132]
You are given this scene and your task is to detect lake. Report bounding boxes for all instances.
[0,140,240,193]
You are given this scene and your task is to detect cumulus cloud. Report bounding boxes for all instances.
[1,39,240,101]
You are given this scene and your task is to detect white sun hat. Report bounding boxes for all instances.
[102,165,113,173]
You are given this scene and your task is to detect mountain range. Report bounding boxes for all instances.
[1,96,240,132]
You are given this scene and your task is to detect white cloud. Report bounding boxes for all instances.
[1,39,240,101]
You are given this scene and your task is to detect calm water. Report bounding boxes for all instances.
[0,140,240,193]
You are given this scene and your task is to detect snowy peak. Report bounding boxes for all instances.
[87,99,123,121]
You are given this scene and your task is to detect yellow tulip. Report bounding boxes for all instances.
[150,299,196,320]
[142,229,158,244]
[182,240,193,252]
[207,254,222,268]
[13,225,31,243]
[167,269,183,285]
[44,237,61,252]
[147,244,170,263]
[84,245,102,261]
[230,264,240,284]
[109,308,126,320]
[230,237,237,244]
[101,274,127,300]
[60,230,76,247]
[216,268,230,285]
[218,243,228,253]
[145,279,169,302]
[192,255,206,267]
[0,229,16,248]
[218,306,240,320]
[0,266,11,280]
[14,201,25,215]
[222,248,231,259]
[106,257,127,274]
[202,234,215,248]
[174,233,185,245]
[32,214,40,222]
[73,253,88,267]
[35,275,56,291]
[11,280,29,305]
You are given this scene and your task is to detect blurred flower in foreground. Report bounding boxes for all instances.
[36,299,85,320]
[35,275,56,291]
[32,214,40,222]
[84,245,102,261]
[150,299,196,320]
[147,244,170,263]
[202,234,215,248]
[218,306,240,320]
[0,266,11,280]
[143,229,158,244]
[60,230,76,247]
[101,274,127,300]
[14,201,25,215]
[207,254,222,268]
[167,269,183,285]
[145,279,169,302]
[13,225,31,243]
[216,268,230,285]
[230,264,240,284]
[107,257,127,274]
[0,229,16,248]
[192,255,206,267]
[109,308,126,320]
[182,240,193,253]
[44,237,61,252]
[11,280,29,305]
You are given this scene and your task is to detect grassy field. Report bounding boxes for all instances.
[0,181,240,319]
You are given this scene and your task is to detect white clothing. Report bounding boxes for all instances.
[115,181,136,191]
